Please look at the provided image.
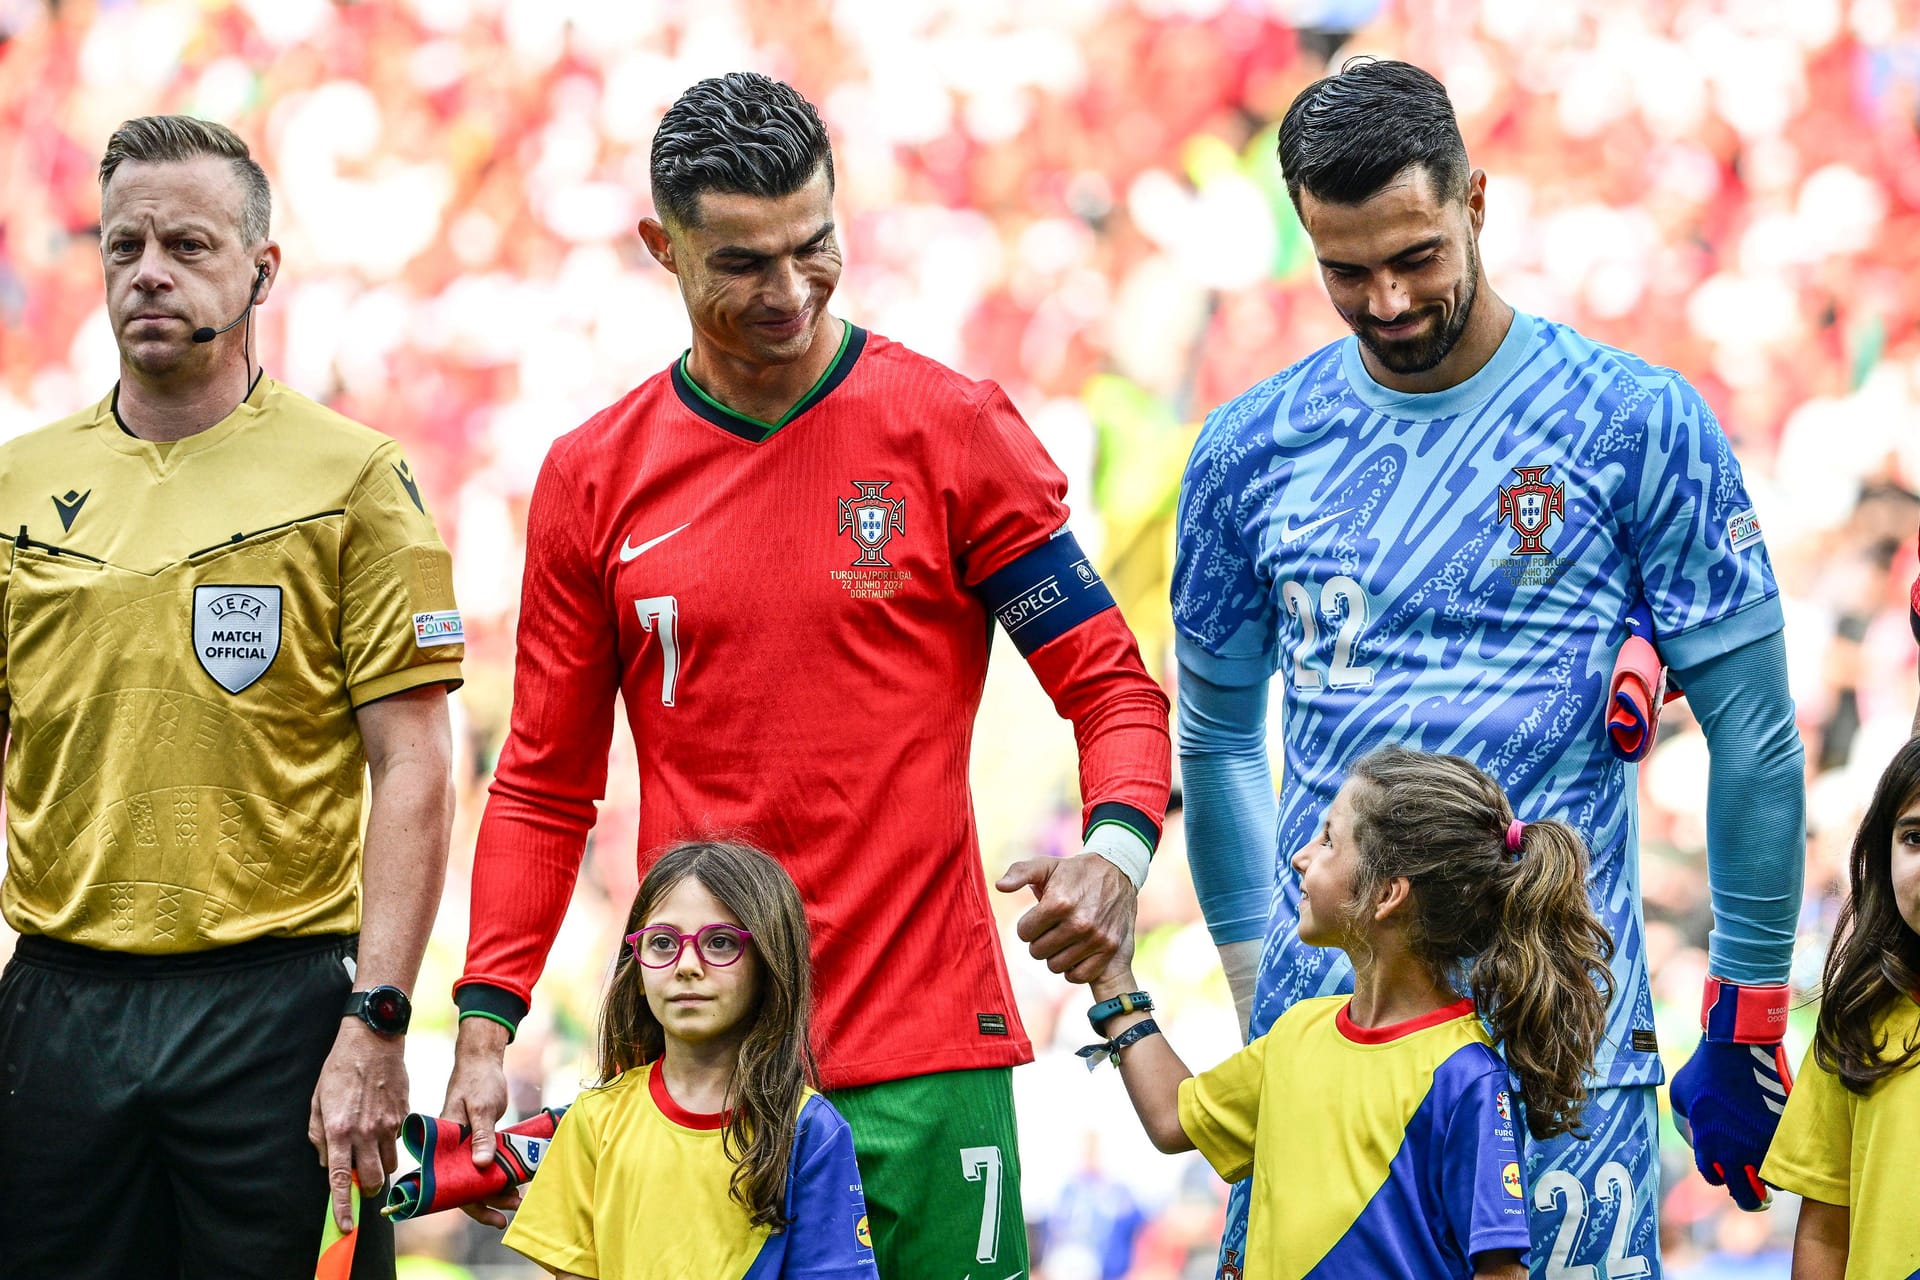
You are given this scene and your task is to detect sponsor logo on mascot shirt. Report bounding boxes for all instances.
[1502,1162,1523,1198]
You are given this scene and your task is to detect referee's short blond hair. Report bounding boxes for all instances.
[98,115,271,245]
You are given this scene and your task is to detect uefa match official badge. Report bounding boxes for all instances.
[837,481,905,567]
[192,585,282,693]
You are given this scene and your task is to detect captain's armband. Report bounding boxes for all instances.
[976,529,1117,658]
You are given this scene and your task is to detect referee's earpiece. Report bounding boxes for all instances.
[191,264,272,344]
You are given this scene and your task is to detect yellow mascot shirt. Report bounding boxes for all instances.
[0,378,463,951]
[1761,996,1920,1279]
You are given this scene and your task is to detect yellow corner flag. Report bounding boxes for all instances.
[316,1186,360,1280]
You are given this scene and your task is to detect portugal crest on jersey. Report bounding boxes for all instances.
[837,481,905,567]
[193,585,282,693]
[1497,465,1566,555]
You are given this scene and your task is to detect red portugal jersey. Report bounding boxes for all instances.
[460,324,1170,1088]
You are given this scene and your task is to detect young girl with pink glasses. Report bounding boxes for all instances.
[505,840,875,1279]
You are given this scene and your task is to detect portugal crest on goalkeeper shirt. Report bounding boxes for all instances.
[1496,465,1564,555]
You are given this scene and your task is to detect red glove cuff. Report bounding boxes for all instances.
[1606,633,1666,761]
[1701,977,1789,1044]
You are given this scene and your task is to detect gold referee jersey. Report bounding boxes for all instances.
[0,377,463,952]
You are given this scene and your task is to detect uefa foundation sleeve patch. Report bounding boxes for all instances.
[412,610,465,647]
[1726,509,1764,552]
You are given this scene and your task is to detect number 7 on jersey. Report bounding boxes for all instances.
[634,595,681,706]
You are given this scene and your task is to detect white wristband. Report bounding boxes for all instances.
[1083,821,1153,892]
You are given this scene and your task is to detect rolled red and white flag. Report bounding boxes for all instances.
[382,1105,569,1220]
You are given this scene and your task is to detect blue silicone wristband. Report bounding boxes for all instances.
[1088,991,1153,1034]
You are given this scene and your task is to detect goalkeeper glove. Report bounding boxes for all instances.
[1670,977,1792,1210]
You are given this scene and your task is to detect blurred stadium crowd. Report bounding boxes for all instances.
[4,0,1919,1275]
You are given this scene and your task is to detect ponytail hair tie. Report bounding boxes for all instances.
[1505,819,1526,855]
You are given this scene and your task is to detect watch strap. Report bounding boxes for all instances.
[1087,990,1153,1034]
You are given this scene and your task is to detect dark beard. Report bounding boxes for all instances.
[1354,243,1480,376]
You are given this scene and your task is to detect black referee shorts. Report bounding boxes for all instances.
[0,934,395,1280]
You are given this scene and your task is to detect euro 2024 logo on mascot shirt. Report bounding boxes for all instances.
[193,585,282,693]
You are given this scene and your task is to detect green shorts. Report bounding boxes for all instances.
[828,1067,1027,1279]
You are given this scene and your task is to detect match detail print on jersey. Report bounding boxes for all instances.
[193,584,282,693]
[832,480,911,598]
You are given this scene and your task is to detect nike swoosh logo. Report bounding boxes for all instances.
[619,523,690,562]
[1279,509,1350,543]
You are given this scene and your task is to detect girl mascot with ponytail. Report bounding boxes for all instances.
[1082,745,1613,1280]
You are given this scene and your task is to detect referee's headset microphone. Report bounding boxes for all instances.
[191,262,268,344]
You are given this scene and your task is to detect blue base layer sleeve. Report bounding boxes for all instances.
[1176,643,1278,946]
[1672,628,1806,987]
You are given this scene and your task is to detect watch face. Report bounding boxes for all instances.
[355,985,410,1033]
[369,989,405,1026]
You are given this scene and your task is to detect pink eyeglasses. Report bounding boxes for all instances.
[625,923,754,969]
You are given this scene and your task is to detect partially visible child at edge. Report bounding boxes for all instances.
[503,840,877,1279]
[1761,736,1920,1279]
[1085,746,1613,1280]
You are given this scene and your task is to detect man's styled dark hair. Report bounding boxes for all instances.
[650,72,835,228]
[99,115,271,243]
[1276,58,1468,209]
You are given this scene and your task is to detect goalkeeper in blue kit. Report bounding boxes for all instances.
[1173,60,1806,1277]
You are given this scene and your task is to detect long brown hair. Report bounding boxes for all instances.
[599,840,819,1228]
[1343,746,1615,1139]
[1815,737,1920,1094]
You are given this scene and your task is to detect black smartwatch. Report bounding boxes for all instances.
[343,985,412,1037]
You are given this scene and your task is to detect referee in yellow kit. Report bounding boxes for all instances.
[0,116,461,1278]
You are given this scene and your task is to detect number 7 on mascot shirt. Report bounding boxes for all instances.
[458,324,1171,1089]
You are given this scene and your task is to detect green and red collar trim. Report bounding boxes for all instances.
[671,322,866,443]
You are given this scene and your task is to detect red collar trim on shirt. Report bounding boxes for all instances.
[1336,997,1476,1045]
[648,1061,732,1130]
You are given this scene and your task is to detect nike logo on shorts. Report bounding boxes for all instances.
[620,523,690,562]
